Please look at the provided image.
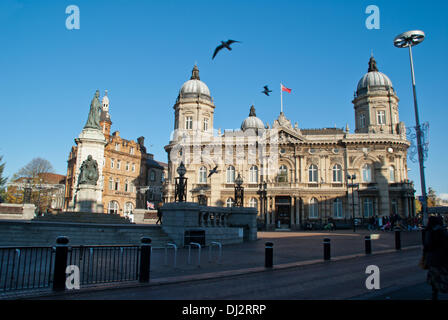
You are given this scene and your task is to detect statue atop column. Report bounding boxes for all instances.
[78,155,99,186]
[84,90,102,130]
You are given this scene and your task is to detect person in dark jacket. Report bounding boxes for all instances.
[423,215,448,300]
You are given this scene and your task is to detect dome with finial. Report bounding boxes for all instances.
[241,105,265,131]
[356,56,393,93]
[179,65,212,102]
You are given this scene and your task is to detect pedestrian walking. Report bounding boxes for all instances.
[421,215,448,300]
[156,207,163,224]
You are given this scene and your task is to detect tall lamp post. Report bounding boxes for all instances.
[257,181,267,229]
[234,173,244,207]
[347,174,359,232]
[394,30,428,226]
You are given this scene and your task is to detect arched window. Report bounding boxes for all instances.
[333,198,343,218]
[226,198,234,208]
[389,166,395,182]
[278,165,288,182]
[124,202,134,215]
[362,164,372,182]
[363,198,374,217]
[309,164,318,183]
[108,201,119,214]
[332,164,342,182]
[199,166,207,183]
[309,198,319,218]
[226,166,235,183]
[249,198,258,209]
[249,166,258,183]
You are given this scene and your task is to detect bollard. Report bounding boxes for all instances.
[265,242,273,268]
[365,235,372,254]
[139,237,152,283]
[395,230,401,250]
[53,236,69,291]
[323,238,331,261]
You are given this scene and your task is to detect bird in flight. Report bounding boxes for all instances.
[208,165,219,178]
[262,85,272,96]
[212,40,241,59]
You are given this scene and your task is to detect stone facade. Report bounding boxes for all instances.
[164,61,416,230]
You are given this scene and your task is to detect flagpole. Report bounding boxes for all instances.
[280,82,283,114]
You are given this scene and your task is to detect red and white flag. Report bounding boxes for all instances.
[281,84,292,93]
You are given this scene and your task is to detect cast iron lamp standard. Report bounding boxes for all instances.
[234,173,244,207]
[394,30,428,226]
[257,181,267,229]
[174,162,187,202]
[347,174,359,232]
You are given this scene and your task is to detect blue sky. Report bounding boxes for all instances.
[0,0,447,198]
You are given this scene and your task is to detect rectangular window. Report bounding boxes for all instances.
[203,118,209,131]
[111,159,115,169]
[117,160,121,170]
[126,162,129,171]
[130,147,134,155]
[132,164,135,172]
[115,143,120,151]
[185,116,193,130]
[377,110,385,125]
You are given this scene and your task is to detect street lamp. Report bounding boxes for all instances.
[257,181,267,229]
[234,173,244,207]
[174,162,187,202]
[394,30,428,226]
[347,174,359,232]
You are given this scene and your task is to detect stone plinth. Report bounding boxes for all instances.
[74,184,104,213]
[0,203,36,220]
[160,202,257,247]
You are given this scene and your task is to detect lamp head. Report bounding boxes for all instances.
[394,30,425,48]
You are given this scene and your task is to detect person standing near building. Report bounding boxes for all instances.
[422,215,448,300]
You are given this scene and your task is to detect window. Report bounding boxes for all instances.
[333,198,343,218]
[309,164,318,183]
[389,166,395,182]
[115,143,120,151]
[150,171,156,182]
[249,198,258,209]
[117,160,121,170]
[203,118,209,131]
[332,164,342,182]
[185,116,193,130]
[226,198,234,208]
[108,177,113,190]
[377,110,386,125]
[108,201,119,214]
[309,198,319,218]
[124,180,129,192]
[249,166,258,183]
[126,162,129,171]
[130,147,134,155]
[132,163,135,172]
[130,182,135,193]
[362,164,372,182]
[278,165,288,182]
[199,166,207,183]
[124,202,134,216]
[114,179,120,191]
[363,198,374,217]
[391,199,398,215]
[111,159,115,169]
[359,114,366,128]
[161,172,165,182]
[226,166,235,183]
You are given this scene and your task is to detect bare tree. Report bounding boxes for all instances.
[14,157,55,181]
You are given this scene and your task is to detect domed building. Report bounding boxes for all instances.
[164,60,415,230]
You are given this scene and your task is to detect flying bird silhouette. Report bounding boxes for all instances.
[262,85,272,96]
[212,40,241,59]
[208,165,219,178]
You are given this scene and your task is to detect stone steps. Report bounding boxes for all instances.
[0,221,173,247]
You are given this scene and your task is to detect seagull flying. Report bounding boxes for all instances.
[212,40,241,59]
[262,85,272,96]
[208,165,219,178]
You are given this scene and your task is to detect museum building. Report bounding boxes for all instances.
[163,59,416,229]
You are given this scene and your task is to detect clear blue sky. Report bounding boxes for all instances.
[0,0,447,199]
